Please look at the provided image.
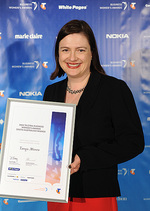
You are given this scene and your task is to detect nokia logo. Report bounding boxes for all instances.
[19,91,42,96]
[106,34,129,39]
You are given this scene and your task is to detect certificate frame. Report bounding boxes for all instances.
[0,98,76,203]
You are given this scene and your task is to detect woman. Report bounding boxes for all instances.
[43,20,144,211]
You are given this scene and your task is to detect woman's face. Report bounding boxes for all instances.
[58,33,92,79]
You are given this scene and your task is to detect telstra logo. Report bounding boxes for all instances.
[42,62,48,68]
[40,3,46,10]
[3,199,9,205]
[130,61,135,67]
[0,90,4,97]
[56,188,61,194]
[130,3,136,9]
[130,169,135,175]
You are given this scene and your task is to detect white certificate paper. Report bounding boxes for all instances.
[0,98,76,203]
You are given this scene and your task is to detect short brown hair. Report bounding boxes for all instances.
[51,20,105,80]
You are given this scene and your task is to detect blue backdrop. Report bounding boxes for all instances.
[0,0,150,210]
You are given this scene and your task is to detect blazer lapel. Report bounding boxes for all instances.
[77,71,102,119]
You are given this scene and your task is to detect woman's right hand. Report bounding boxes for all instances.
[69,154,81,175]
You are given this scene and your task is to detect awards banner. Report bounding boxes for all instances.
[0,98,76,203]
[0,0,149,211]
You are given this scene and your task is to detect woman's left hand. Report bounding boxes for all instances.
[69,154,81,175]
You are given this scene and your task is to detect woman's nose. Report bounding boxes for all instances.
[69,51,77,61]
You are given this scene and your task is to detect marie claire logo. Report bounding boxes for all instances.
[118,168,136,176]
[9,2,46,11]
[100,2,136,10]
[106,34,129,39]
[19,91,42,97]
[15,33,43,40]
[58,5,87,10]
[12,61,40,69]
[0,90,4,97]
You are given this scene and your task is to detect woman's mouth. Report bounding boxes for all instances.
[67,63,81,69]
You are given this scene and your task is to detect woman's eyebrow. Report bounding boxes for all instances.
[59,46,88,49]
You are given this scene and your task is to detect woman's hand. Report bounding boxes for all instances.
[69,154,81,175]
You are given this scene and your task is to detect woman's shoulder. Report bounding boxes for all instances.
[43,78,67,101]
[97,72,133,100]
[45,78,67,91]
[46,78,67,89]
[99,72,128,89]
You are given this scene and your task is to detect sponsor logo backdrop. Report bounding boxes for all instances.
[0,0,149,210]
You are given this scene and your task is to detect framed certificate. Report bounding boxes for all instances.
[0,98,76,203]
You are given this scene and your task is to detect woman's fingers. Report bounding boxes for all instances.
[69,154,81,175]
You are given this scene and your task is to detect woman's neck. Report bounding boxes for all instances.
[67,72,91,90]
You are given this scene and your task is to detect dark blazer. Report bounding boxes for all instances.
[43,70,144,198]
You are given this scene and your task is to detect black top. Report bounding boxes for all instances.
[43,70,144,198]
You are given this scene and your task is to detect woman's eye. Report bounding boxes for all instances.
[78,49,85,52]
[62,49,68,52]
